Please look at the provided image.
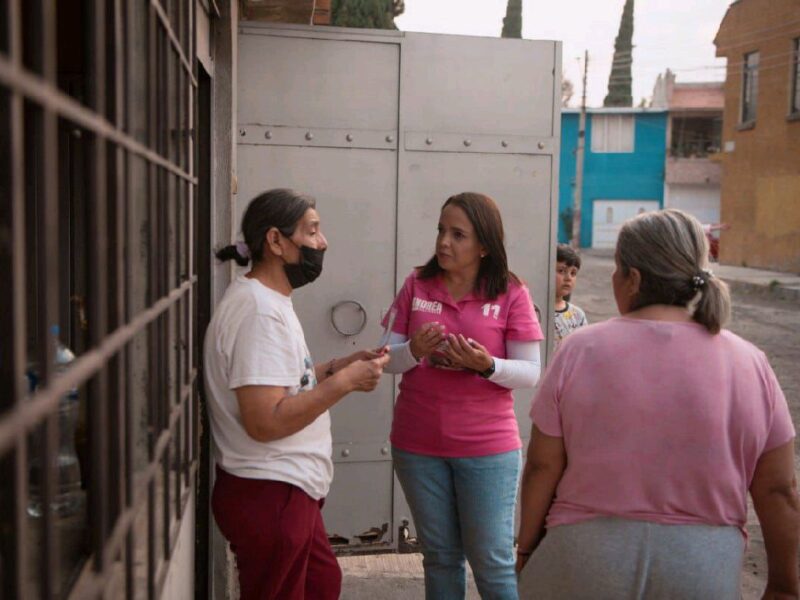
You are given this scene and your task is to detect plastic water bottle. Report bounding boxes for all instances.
[27,326,84,518]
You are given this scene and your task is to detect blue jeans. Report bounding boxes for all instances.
[393,447,522,600]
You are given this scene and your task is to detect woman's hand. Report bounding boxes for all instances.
[409,322,446,360]
[441,334,493,372]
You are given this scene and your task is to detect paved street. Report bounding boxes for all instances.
[340,250,800,599]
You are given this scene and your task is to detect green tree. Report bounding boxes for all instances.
[501,0,522,38]
[332,0,404,30]
[603,0,634,107]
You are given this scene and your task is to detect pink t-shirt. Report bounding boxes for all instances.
[388,270,544,457]
[531,317,795,533]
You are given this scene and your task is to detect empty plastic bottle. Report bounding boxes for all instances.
[27,325,84,518]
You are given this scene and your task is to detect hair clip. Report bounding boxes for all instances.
[235,241,250,258]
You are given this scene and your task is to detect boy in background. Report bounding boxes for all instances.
[554,244,588,350]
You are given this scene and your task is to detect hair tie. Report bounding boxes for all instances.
[692,269,713,290]
[235,241,251,259]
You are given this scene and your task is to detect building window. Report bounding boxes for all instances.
[669,116,722,157]
[590,115,635,153]
[791,38,800,115]
[741,51,759,124]
[0,2,201,598]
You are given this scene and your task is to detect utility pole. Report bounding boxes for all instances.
[571,50,588,248]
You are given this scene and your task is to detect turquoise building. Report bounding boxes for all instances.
[559,108,668,248]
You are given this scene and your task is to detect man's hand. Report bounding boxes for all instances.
[339,354,390,392]
[347,346,390,363]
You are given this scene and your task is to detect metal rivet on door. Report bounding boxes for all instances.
[346,134,354,142]
[538,142,545,150]
[264,131,272,139]
[463,139,472,147]
[501,140,508,147]
[305,132,314,141]
[386,134,394,143]
[425,137,433,145]
[341,449,351,457]
[239,128,246,137]
[381,447,389,455]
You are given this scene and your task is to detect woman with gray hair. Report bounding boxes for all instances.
[516,209,798,599]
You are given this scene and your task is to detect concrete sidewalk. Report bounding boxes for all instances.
[339,553,480,599]
[712,262,800,302]
[583,249,800,303]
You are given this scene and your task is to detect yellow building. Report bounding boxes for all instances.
[714,0,800,272]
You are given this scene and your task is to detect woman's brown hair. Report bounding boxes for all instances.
[418,192,519,299]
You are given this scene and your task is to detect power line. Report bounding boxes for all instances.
[594,31,800,74]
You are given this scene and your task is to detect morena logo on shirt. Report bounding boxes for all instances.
[411,297,443,315]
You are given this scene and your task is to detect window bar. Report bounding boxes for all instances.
[157,20,172,565]
[150,0,197,89]
[123,3,136,596]
[0,54,196,185]
[173,38,185,521]
[186,0,195,491]
[107,0,127,539]
[176,0,184,58]
[28,0,61,596]
[0,0,30,597]
[86,0,111,575]
[146,4,159,598]
[188,0,198,491]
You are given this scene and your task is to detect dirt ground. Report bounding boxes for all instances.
[341,251,800,599]
[575,250,800,599]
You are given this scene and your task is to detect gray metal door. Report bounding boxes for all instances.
[237,23,560,552]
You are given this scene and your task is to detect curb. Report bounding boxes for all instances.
[723,279,800,304]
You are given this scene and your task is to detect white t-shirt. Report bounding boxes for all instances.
[203,275,333,500]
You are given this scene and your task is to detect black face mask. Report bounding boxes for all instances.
[283,242,325,289]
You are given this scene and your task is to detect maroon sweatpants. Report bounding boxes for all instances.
[211,466,342,600]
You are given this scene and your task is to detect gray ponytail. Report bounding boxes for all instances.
[617,209,731,334]
[691,273,731,334]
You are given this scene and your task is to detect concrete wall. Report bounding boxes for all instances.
[665,183,721,225]
[559,111,668,246]
[715,0,800,272]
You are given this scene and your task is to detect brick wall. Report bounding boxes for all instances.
[714,0,800,272]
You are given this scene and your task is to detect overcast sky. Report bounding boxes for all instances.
[395,0,732,107]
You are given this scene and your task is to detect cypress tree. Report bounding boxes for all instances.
[501,0,522,38]
[603,0,634,107]
[331,0,404,30]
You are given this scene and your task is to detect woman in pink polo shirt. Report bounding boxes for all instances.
[384,192,544,599]
[517,209,798,599]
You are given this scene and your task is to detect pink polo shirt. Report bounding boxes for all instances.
[531,317,795,533]
[387,270,544,457]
